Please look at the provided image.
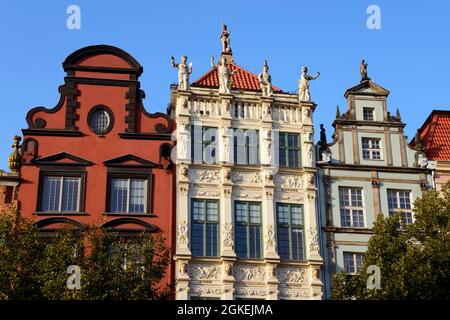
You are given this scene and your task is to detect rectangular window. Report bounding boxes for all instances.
[362,137,381,160]
[343,252,364,274]
[363,107,375,121]
[233,129,259,165]
[276,203,305,260]
[279,133,301,168]
[192,126,217,164]
[339,187,365,228]
[235,201,262,259]
[110,177,148,213]
[387,189,413,224]
[41,176,81,212]
[191,199,219,257]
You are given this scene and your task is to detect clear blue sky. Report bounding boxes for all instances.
[0,0,449,170]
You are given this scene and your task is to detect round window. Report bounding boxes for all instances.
[88,106,114,135]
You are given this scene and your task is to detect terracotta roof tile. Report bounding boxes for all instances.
[192,63,282,93]
[417,110,450,161]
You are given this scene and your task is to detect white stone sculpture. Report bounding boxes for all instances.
[211,56,235,94]
[258,60,273,97]
[171,55,193,90]
[298,66,320,102]
[221,23,232,53]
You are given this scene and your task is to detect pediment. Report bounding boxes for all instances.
[34,152,92,166]
[103,154,158,168]
[344,80,390,98]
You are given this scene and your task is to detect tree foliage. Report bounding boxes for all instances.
[332,182,450,300]
[0,212,173,300]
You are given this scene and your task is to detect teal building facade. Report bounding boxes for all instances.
[316,70,433,298]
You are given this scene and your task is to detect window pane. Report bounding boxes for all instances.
[129,179,146,213]
[291,206,303,225]
[235,203,247,223]
[206,224,218,256]
[42,176,61,212]
[277,205,289,224]
[111,178,128,212]
[291,228,304,260]
[206,202,218,221]
[279,147,287,167]
[191,223,204,256]
[249,204,261,224]
[344,252,355,274]
[277,227,290,260]
[340,209,351,227]
[61,177,80,212]
[249,226,261,258]
[288,134,298,148]
[235,225,248,258]
[192,200,205,221]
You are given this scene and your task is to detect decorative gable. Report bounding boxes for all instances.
[344,80,390,98]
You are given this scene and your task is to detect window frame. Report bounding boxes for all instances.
[343,251,364,275]
[276,203,305,261]
[190,198,220,257]
[361,137,382,160]
[234,201,262,259]
[278,132,301,168]
[106,170,152,215]
[387,189,414,224]
[338,187,366,228]
[233,129,260,165]
[37,169,87,214]
[362,107,375,121]
[191,125,218,164]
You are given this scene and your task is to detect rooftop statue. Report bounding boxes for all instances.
[211,56,235,94]
[221,24,232,53]
[171,55,193,90]
[258,60,273,97]
[298,66,320,102]
[360,59,370,82]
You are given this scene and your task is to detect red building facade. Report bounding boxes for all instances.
[18,45,175,282]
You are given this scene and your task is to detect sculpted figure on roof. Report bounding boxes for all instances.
[298,66,320,102]
[211,56,235,94]
[221,24,232,53]
[258,60,273,97]
[360,59,370,82]
[171,55,193,90]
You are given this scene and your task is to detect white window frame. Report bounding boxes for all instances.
[111,178,148,213]
[387,189,414,224]
[42,176,81,212]
[362,137,382,160]
[339,187,366,228]
[343,252,364,275]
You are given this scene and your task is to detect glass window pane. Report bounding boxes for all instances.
[42,176,61,212]
[277,227,290,260]
[61,177,80,212]
[192,200,205,221]
[235,225,248,258]
[277,205,289,224]
[111,178,128,212]
[129,179,146,213]
[291,206,303,225]
[206,224,218,256]
[291,228,304,260]
[206,202,218,221]
[249,226,261,258]
[235,203,247,223]
[191,223,204,256]
[249,204,261,224]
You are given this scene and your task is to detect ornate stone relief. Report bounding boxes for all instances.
[265,225,275,251]
[177,221,189,248]
[234,265,266,282]
[279,289,310,299]
[277,268,307,284]
[232,171,263,185]
[190,169,221,184]
[308,227,320,253]
[189,265,221,280]
[275,174,304,189]
[194,189,221,197]
[223,223,234,248]
[277,193,304,202]
[235,288,268,297]
[191,286,223,296]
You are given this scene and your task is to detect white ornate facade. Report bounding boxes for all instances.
[169,31,323,300]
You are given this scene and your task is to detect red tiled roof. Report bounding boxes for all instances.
[192,63,282,93]
[416,110,450,161]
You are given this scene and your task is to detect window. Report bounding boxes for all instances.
[276,203,305,260]
[362,138,381,160]
[88,105,114,135]
[109,177,149,214]
[233,129,259,165]
[387,189,413,224]
[41,176,81,212]
[339,187,365,228]
[279,133,300,168]
[191,199,219,257]
[235,202,262,259]
[363,107,374,121]
[343,252,364,274]
[192,126,217,164]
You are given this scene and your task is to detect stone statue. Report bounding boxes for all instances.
[360,59,370,81]
[223,135,230,162]
[211,56,235,94]
[258,60,273,97]
[298,66,320,102]
[221,24,232,53]
[171,55,193,90]
[319,124,327,146]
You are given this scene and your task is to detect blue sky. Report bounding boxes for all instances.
[0,0,449,170]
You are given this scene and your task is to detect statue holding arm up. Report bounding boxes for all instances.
[171,55,193,90]
[298,66,320,102]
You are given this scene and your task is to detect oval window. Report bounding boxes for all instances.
[88,106,114,135]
